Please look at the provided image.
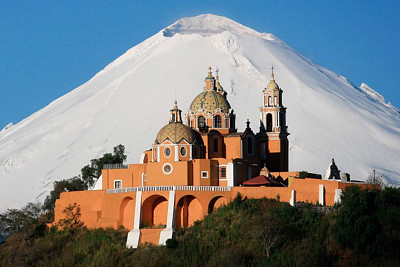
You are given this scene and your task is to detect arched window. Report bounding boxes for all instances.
[214,115,222,128]
[274,96,277,106]
[268,96,272,106]
[213,136,219,153]
[198,116,205,128]
[247,137,254,155]
[266,113,273,132]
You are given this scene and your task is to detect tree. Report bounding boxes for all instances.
[0,202,43,238]
[43,176,86,212]
[365,169,386,188]
[332,186,400,258]
[57,203,84,229]
[81,144,127,187]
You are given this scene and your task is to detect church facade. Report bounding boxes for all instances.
[54,67,369,248]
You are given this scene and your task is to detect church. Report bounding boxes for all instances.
[54,67,369,248]
[100,67,288,190]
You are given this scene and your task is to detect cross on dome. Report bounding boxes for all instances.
[270,64,275,81]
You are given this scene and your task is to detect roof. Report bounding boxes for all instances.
[156,122,196,144]
[189,90,231,114]
[243,175,281,186]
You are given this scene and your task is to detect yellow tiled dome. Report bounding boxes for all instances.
[156,122,196,144]
[189,90,231,114]
[267,81,279,90]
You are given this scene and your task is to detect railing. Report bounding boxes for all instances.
[103,163,129,169]
[106,185,232,194]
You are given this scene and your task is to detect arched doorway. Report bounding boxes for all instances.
[176,195,202,228]
[208,196,228,214]
[118,197,135,230]
[142,195,168,227]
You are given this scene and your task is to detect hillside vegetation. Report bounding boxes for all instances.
[0,186,399,266]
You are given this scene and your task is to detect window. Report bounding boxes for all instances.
[213,136,219,153]
[247,137,254,155]
[199,116,206,128]
[220,167,226,179]
[164,146,171,157]
[198,116,206,128]
[274,96,277,106]
[266,114,273,132]
[114,180,122,189]
[214,115,222,128]
[171,114,176,122]
[162,163,173,174]
[180,146,187,156]
[268,96,272,106]
[201,171,209,178]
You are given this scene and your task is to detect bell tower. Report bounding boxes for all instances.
[170,100,182,123]
[259,66,289,171]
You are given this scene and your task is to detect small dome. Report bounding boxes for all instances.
[189,90,231,114]
[267,81,279,90]
[156,122,196,144]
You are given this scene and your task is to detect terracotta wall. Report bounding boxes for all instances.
[224,136,241,159]
[54,180,370,236]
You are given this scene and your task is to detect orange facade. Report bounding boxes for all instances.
[53,67,369,247]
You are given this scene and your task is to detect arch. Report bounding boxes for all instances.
[142,195,168,227]
[266,113,273,132]
[208,196,228,214]
[198,116,206,128]
[118,197,135,230]
[214,115,222,128]
[175,195,203,228]
[268,96,272,106]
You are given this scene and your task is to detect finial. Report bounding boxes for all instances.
[208,66,212,72]
[246,119,250,129]
[216,68,219,80]
[174,100,177,106]
[270,64,275,81]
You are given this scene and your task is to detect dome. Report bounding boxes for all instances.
[267,81,279,90]
[189,90,231,114]
[156,122,196,144]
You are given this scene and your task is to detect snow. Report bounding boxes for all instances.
[0,14,399,211]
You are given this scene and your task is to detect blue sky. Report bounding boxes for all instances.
[0,1,399,129]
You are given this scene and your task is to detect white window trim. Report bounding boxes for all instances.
[201,171,209,179]
[162,163,173,175]
[114,179,122,189]
[219,165,227,180]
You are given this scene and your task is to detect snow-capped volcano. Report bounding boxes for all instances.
[1,14,399,210]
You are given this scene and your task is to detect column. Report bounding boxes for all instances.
[126,191,142,248]
[159,190,176,245]
[290,190,296,206]
[319,184,325,206]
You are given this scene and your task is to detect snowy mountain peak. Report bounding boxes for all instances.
[163,14,275,40]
